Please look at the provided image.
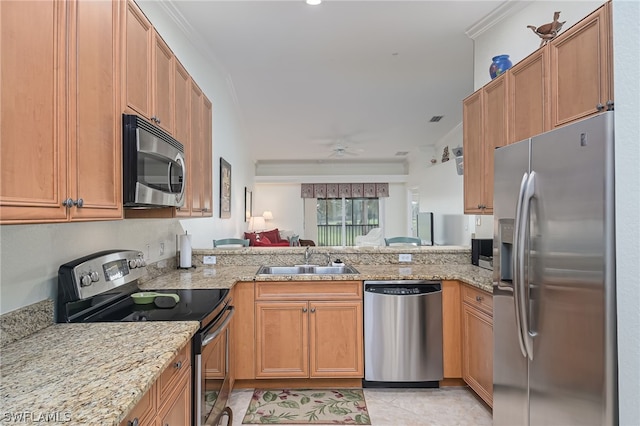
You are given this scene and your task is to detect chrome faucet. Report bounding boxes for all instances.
[304,247,311,264]
[324,252,331,266]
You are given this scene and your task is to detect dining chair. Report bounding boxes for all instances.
[384,237,422,246]
[213,238,250,248]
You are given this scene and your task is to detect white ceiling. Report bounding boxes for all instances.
[169,0,506,165]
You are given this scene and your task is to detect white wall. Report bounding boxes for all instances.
[612,1,640,423]
[0,219,183,314]
[137,1,254,249]
[407,123,475,245]
[473,1,604,90]
[0,2,253,314]
[474,0,640,421]
[254,183,306,237]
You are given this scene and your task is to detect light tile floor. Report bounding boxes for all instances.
[225,387,492,426]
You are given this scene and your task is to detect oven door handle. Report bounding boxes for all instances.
[202,306,235,347]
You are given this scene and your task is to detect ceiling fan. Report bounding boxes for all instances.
[310,134,368,158]
[329,142,363,158]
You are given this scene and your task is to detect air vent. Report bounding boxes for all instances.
[395,151,409,156]
[429,115,444,122]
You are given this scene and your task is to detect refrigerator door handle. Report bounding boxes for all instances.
[512,172,529,358]
[518,171,538,361]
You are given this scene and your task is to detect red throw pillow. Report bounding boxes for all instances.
[261,228,280,243]
[254,236,272,246]
[244,232,258,246]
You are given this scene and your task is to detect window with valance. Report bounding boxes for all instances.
[300,183,389,198]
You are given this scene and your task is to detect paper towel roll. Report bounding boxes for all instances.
[179,233,192,268]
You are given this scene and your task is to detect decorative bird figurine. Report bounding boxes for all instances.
[527,11,566,47]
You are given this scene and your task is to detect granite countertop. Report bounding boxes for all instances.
[140,263,493,293]
[0,261,490,425]
[0,321,199,426]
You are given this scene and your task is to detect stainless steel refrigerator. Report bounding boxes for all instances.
[493,111,617,425]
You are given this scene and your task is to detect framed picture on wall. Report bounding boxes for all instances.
[220,158,231,219]
[244,187,252,222]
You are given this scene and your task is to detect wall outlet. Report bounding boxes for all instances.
[159,242,165,256]
[203,255,217,265]
[475,215,482,226]
[399,254,412,262]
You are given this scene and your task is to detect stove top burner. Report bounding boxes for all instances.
[78,288,229,326]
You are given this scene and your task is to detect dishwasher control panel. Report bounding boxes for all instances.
[364,280,441,295]
[382,287,420,295]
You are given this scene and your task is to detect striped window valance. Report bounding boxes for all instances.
[301,183,389,198]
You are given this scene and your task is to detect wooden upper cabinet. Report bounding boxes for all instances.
[1,0,68,223]
[508,48,550,145]
[480,74,508,214]
[174,61,192,217]
[463,91,485,215]
[1,0,122,224]
[124,0,152,119]
[68,0,122,221]
[190,81,204,215]
[201,96,213,217]
[152,31,174,135]
[549,2,612,127]
[463,73,507,215]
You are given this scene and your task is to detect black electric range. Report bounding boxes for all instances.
[56,249,229,326]
[56,249,235,426]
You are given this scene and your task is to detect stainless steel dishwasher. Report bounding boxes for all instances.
[363,280,443,387]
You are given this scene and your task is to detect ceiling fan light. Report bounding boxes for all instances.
[306,0,322,5]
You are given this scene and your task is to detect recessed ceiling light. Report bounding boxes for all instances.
[306,0,322,5]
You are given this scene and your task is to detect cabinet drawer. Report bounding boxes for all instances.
[119,384,155,426]
[462,285,493,316]
[157,343,191,405]
[256,281,362,301]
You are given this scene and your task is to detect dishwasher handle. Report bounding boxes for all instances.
[364,281,441,295]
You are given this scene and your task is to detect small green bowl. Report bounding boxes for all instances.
[131,292,180,305]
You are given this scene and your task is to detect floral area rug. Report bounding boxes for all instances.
[242,389,371,425]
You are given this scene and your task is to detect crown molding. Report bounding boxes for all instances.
[465,0,534,40]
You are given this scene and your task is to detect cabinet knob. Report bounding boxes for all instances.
[596,103,605,111]
[127,418,139,426]
[174,360,182,369]
[476,295,483,302]
[302,307,307,313]
[62,198,84,208]
[310,307,316,313]
[606,100,614,111]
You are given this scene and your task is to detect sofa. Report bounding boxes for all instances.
[244,228,291,247]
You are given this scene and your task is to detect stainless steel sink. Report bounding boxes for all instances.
[256,265,359,275]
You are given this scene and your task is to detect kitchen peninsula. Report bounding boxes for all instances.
[0,246,493,424]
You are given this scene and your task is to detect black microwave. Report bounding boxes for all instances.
[122,114,186,208]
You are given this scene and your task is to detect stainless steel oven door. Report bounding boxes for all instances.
[195,305,235,426]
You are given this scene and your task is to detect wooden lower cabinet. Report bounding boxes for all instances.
[442,281,462,378]
[251,281,364,381]
[461,284,493,407]
[309,301,363,377]
[255,301,309,378]
[230,282,256,381]
[119,344,192,426]
[157,369,191,426]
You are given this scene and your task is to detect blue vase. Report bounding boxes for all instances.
[489,55,512,79]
